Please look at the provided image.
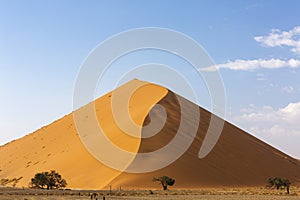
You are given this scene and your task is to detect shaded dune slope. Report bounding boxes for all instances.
[110,91,300,188]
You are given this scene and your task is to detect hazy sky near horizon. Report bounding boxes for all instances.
[1,1,300,158]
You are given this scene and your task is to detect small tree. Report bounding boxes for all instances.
[267,177,291,194]
[153,176,175,190]
[30,170,67,189]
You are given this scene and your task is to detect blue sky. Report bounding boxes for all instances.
[1,0,300,158]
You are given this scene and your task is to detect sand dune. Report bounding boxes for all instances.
[0,80,167,189]
[1,79,300,189]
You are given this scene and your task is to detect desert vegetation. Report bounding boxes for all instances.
[0,177,22,187]
[267,177,291,194]
[1,186,300,200]
[153,176,175,190]
[29,170,67,189]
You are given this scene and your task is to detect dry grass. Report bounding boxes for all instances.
[1,187,300,200]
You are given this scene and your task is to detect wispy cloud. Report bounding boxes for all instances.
[254,26,300,55]
[201,58,300,71]
[281,86,294,94]
[233,102,300,136]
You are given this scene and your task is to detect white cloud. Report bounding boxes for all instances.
[254,26,300,55]
[201,58,300,71]
[233,102,300,136]
[200,26,300,72]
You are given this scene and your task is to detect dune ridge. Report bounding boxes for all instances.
[1,79,300,190]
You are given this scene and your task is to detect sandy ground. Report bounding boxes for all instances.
[1,188,300,200]
[104,195,300,200]
[1,194,300,200]
[1,195,300,200]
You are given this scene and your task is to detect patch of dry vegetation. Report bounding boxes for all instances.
[0,186,300,200]
[0,177,23,187]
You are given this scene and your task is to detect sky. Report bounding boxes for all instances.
[1,0,300,158]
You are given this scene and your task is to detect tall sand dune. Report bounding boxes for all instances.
[0,79,300,189]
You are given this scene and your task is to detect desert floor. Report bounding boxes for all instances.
[1,187,300,200]
[1,195,300,200]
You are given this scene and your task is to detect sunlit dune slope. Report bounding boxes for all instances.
[0,79,167,189]
[109,91,300,189]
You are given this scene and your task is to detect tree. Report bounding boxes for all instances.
[30,170,67,189]
[153,176,175,190]
[267,177,291,194]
